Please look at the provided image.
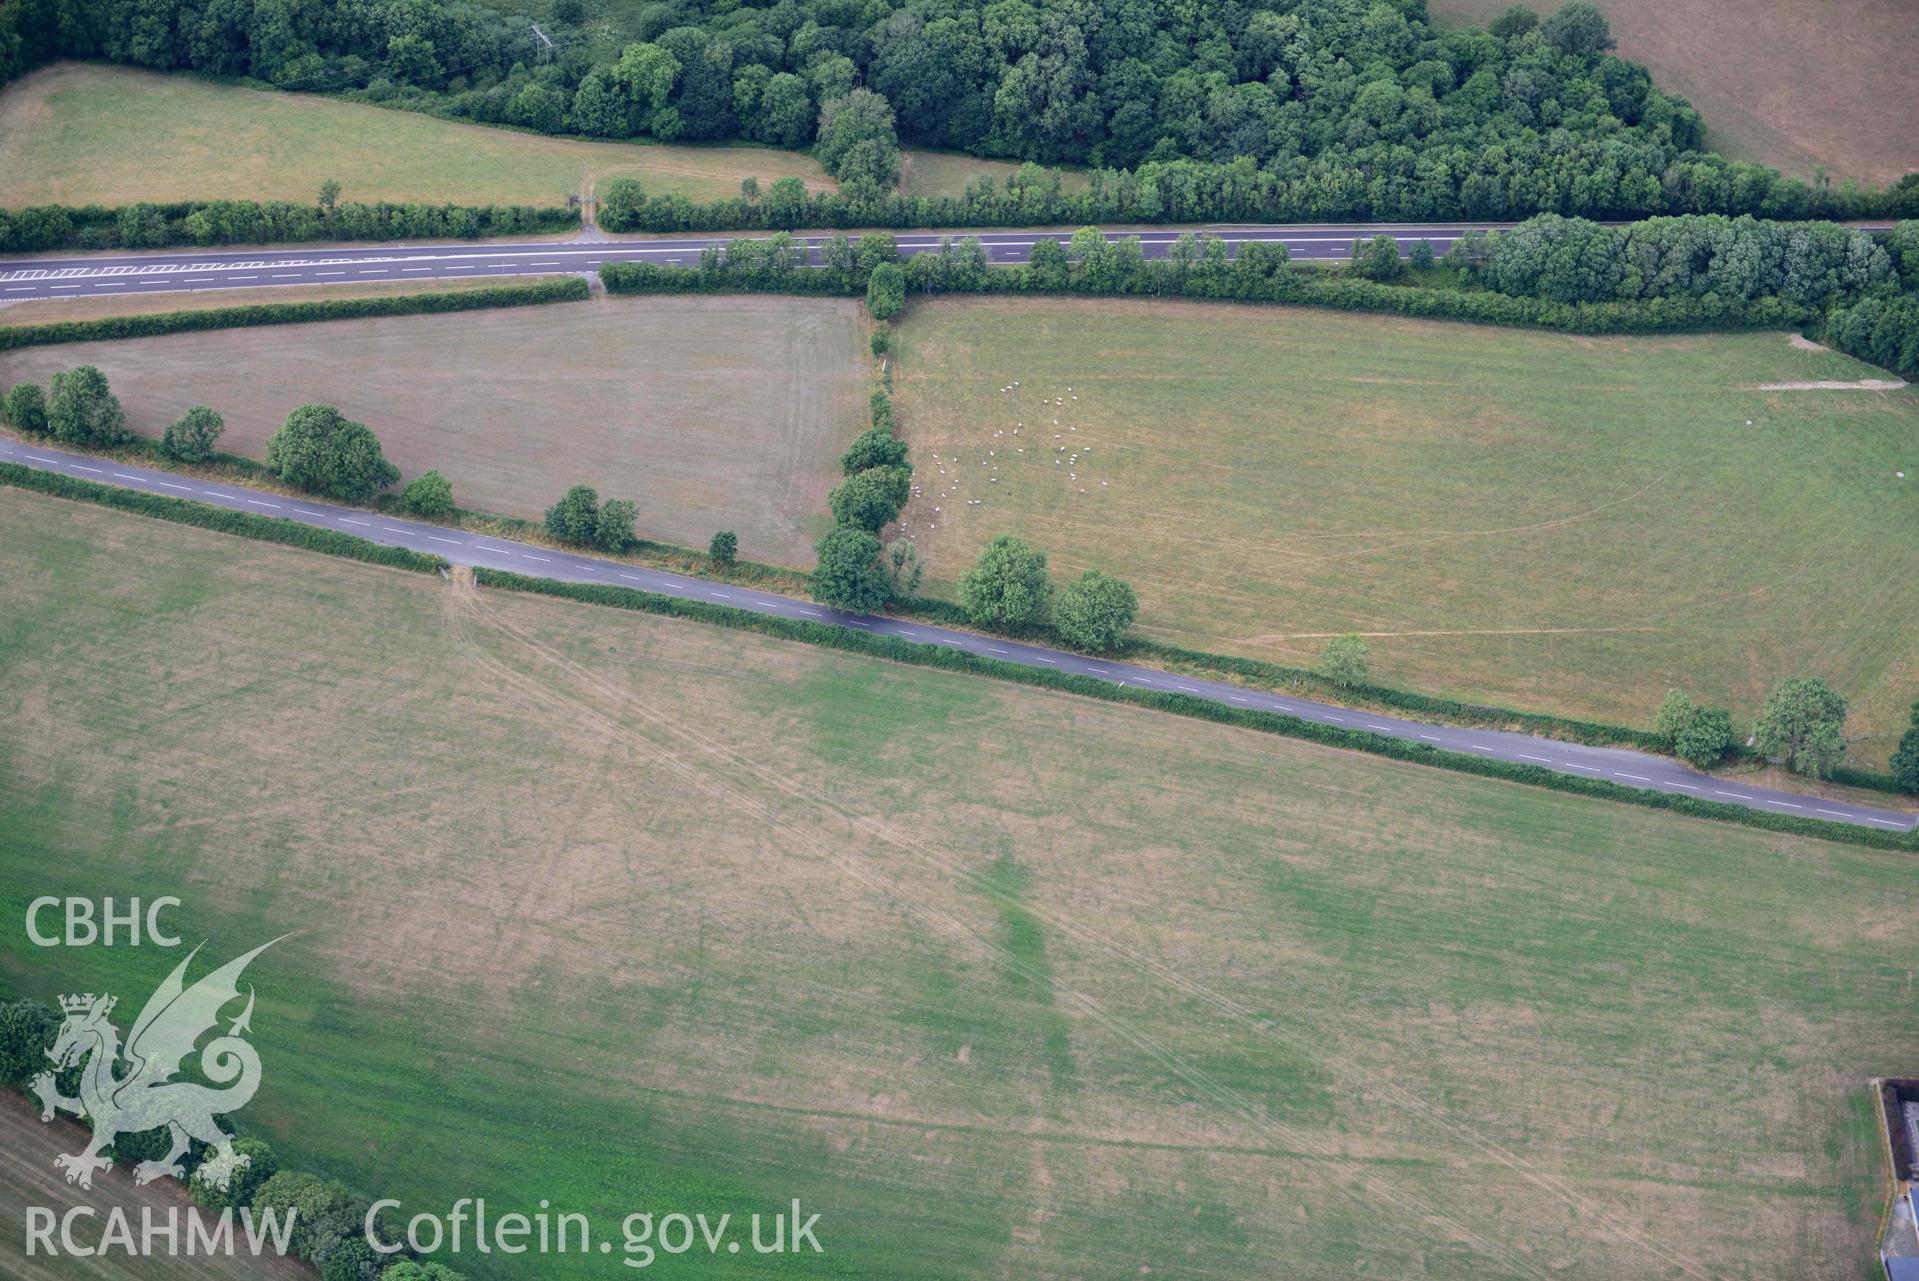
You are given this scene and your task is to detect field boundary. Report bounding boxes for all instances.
[0,462,447,572]
[0,277,590,351]
[473,568,1919,852]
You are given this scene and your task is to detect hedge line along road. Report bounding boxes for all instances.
[0,224,1514,302]
[4,438,1914,835]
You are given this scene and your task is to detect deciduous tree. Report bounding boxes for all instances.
[47,365,128,447]
[1054,570,1137,650]
[545,484,601,545]
[1,382,47,434]
[812,526,889,611]
[162,404,225,463]
[264,405,398,501]
[1752,677,1848,777]
[960,534,1050,629]
[399,469,453,516]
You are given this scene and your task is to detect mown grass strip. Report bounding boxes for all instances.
[474,569,1918,852]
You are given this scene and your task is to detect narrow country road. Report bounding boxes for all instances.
[0,224,1510,302]
[5,439,1912,835]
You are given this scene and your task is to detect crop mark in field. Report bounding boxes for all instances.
[442,585,1709,1281]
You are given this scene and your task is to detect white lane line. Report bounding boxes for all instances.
[521,555,550,562]
[1817,808,1850,818]
[1868,817,1911,828]
[988,647,1010,654]
[295,509,326,517]
[1177,685,1201,693]
[620,573,643,581]
[23,455,56,462]
[1670,783,1699,791]
[1768,800,1803,809]
[245,499,280,508]
[799,609,823,617]
[272,273,300,278]
[1035,656,1057,663]
[1366,723,1393,731]
[846,620,872,629]
[1518,753,1551,762]
[707,591,731,599]
[1324,714,1345,722]
[1468,744,1496,752]
[898,630,920,637]
[1229,696,1248,703]
[357,269,385,274]
[1564,763,1601,772]
[1713,790,1753,800]
[427,535,462,545]
[381,526,408,533]
[941,638,962,646]
[340,518,371,526]
[475,545,511,554]
[1086,667,1110,675]
[1419,734,1442,742]
[112,472,144,480]
[1613,772,1652,782]
[315,271,345,277]
[155,481,192,491]
[231,275,257,280]
[70,464,102,472]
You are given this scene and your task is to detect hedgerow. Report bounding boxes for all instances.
[0,463,446,573]
[475,569,1917,851]
[0,198,576,254]
[598,253,1815,338]
[0,278,590,352]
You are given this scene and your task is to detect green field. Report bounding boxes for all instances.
[0,295,866,566]
[890,297,1919,756]
[2,490,1913,1278]
[0,63,833,209]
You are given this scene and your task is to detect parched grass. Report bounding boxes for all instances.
[0,294,867,566]
[1,492,1913,1278]
[0,63,833,208]
[1427,0,1919,185]
[889,297,1919,758]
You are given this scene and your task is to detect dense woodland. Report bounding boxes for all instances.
[4,0,1916,223]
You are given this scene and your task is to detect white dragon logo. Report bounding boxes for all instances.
[31,939,280,1192]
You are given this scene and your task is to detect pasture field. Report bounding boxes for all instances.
[0,63,833,209]
[889,298,1919,756]
[0,295,866,566]
[1,491,1913,1278]
[1427,0,1919,186]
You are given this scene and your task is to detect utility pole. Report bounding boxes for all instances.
[529,22,556,65]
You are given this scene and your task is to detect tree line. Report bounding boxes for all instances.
[5,0,1916,227]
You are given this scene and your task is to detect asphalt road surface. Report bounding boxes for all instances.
[5,439,1913,835]
[0,224,1508,302]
